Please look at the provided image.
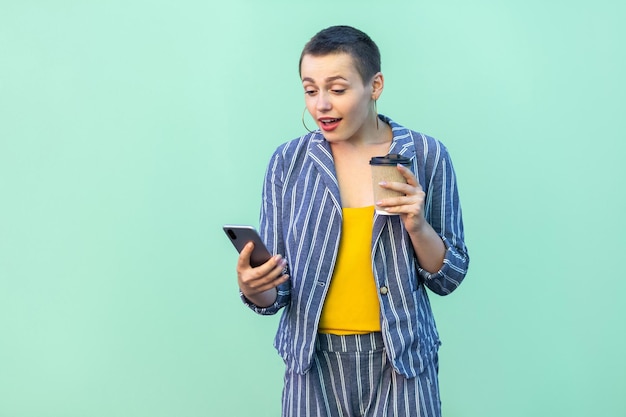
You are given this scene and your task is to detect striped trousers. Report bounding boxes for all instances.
[282,332,441,417]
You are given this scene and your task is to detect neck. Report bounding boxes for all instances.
[341,117,391,149]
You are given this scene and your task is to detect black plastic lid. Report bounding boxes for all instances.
[369,154,411,166]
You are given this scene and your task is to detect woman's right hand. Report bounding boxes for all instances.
[237,242,290,308]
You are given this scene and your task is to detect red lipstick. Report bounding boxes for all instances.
[318,117,341,132]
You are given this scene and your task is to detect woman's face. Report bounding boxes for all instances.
[300,52,379,144]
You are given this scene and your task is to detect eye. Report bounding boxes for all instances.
[331,89,346,94]
[304,89,317,96]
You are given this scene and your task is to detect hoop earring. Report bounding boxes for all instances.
[374,100,379,130]
[302,107,314,133]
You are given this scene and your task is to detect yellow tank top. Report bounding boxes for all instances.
[318,205,381,335]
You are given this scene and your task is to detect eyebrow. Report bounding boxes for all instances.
[302,75,348,83]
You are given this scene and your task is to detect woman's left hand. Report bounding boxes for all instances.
[375,164,426,233]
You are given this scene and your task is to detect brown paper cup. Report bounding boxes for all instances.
[370,154,411,215]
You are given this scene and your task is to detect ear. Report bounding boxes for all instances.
[371,72,384,100]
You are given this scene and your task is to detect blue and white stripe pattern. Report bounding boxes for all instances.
[283,332,441,417]
[243,115,469,379]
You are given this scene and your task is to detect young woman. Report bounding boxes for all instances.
[235,25,469,417]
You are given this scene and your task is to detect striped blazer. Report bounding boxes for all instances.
[243,115,469,378]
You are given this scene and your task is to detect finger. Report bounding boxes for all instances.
[236,242,254,269]
[396,164,421,187]
[381,181,420,196]
[250,272,291,293]
[239,252,287,283]
[246,257,285,281]
[242,266,290,293]
[237,242,285,273]
[376,194,424,213]
[376,180,423,200]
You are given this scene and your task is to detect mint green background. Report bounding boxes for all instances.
[1,1,624,416]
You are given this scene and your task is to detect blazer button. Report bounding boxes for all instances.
[379,286,389,295]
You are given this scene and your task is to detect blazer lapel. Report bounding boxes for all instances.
[307,132,342,210]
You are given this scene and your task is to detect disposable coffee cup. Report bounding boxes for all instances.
[370,154,412,215]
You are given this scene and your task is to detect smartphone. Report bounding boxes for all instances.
[223,225,273,267]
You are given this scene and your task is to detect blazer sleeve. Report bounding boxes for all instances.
[240,147,291,315]
[418,142,470,295]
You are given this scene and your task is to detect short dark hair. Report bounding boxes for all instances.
[299,25,381,84]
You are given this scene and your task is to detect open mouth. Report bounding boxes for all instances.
[319,117,342,131]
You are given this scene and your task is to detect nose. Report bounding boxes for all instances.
[315,91,331,112]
